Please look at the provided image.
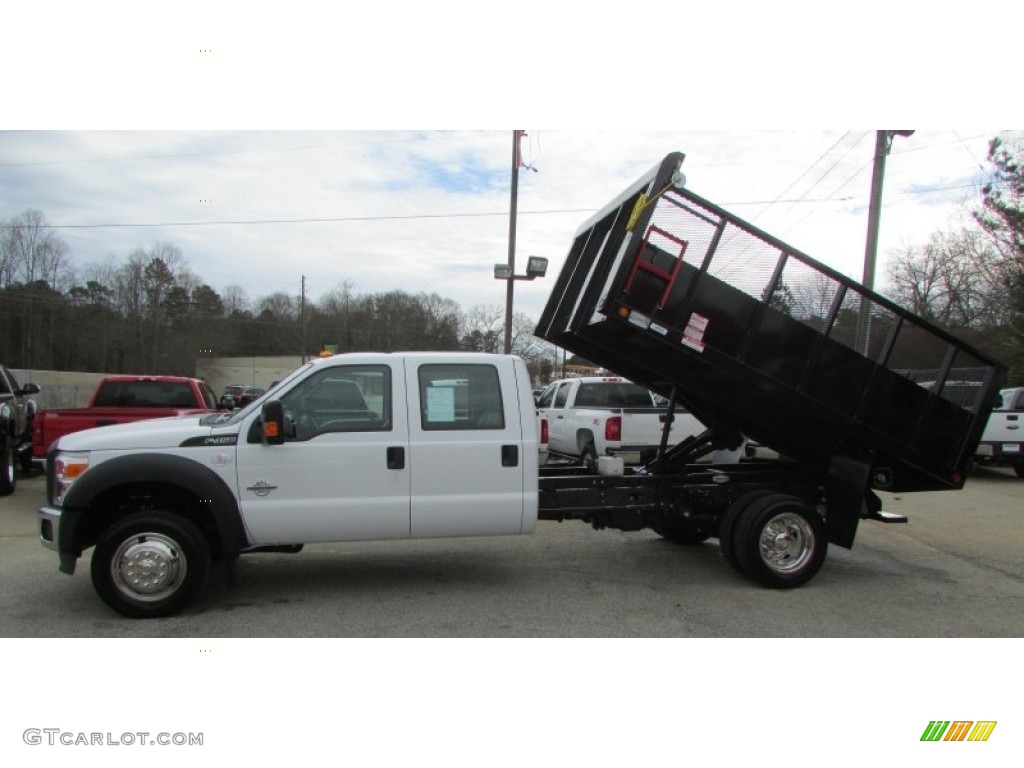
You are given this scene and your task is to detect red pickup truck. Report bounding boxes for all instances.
[32,375,221,465]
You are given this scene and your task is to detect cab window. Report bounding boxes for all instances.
[553,382,571,408]
[536,384,557,409]
[419,364,504,431]
[279,365,391,439]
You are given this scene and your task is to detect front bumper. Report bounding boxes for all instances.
[38,505,77,574]
[39,506,61,551]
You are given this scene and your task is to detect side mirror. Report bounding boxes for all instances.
[19,383,41,396]
[261,401,286,445]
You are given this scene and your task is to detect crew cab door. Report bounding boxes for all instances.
[405,359,528,537]
[235,361,411,544]
[539,380,575,454]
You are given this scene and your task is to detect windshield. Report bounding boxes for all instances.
[212,362,314,425]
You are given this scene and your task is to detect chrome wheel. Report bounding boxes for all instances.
[110,533,188,602]
[757,512,815,575]
[92,511,211,617]
[733,494,827,588]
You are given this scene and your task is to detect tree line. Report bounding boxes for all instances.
[0,223,552,377]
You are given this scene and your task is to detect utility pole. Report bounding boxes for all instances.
[858,130,914,354]
[504,130,524,355]
[300,274,307,363]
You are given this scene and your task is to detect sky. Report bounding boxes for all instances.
[0,128,1009,325]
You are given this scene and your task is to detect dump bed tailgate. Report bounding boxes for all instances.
[536,152,1006,493]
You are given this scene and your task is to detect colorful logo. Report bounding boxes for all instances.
[921,721,997,742]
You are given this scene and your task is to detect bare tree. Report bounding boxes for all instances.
[885,229,1003,329]
[461,304,504,353]
[221,284,252,316]
[0,209,71,287]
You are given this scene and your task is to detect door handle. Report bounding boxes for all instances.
[501,445,519,467]
[387,446,405,470]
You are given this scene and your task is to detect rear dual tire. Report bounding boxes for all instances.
[719,492,827,588]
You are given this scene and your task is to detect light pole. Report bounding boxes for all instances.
[503,130,526,354]
[494,256,549,354]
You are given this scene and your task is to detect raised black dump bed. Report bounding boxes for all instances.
[536,152,1007,501]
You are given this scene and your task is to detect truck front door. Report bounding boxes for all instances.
[235,361,412,544]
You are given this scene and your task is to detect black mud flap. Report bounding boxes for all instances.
[826,455,873,549]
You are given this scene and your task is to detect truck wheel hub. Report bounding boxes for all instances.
[112,535,185,598]
[759,514,813,573]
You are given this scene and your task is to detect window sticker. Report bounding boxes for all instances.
[426,386,456,423]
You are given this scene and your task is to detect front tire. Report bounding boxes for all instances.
[732,495,827,588]
[0,439,15,496]
[91,511,211,618]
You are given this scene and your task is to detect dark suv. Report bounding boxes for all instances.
[219,385,246,409]
[236,387,266,408]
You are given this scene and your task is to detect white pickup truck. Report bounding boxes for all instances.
[975,387,1024,477]
[536,376,702,466]
[39,353,545,617]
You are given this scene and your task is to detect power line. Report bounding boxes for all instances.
[0,209,595,231]
[0,182,989,232]
[747,131,852,224]
[952,130,986,170]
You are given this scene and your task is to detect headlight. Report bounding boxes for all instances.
[53,452,90,505]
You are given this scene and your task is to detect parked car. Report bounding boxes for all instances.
[236,387,266,408]
[1,365,41,493]
[537,376,703,466]
[219,384,246,409]
[32,375,221,468]
[975,386,1024,477]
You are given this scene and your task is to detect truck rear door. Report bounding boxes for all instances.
[405,357,530,537]
[539,380,575,455]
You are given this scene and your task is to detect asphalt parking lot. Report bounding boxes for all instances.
[1,469,1022,637]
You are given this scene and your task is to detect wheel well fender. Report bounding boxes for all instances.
[575,429,595,452]
[62,453,248,557]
